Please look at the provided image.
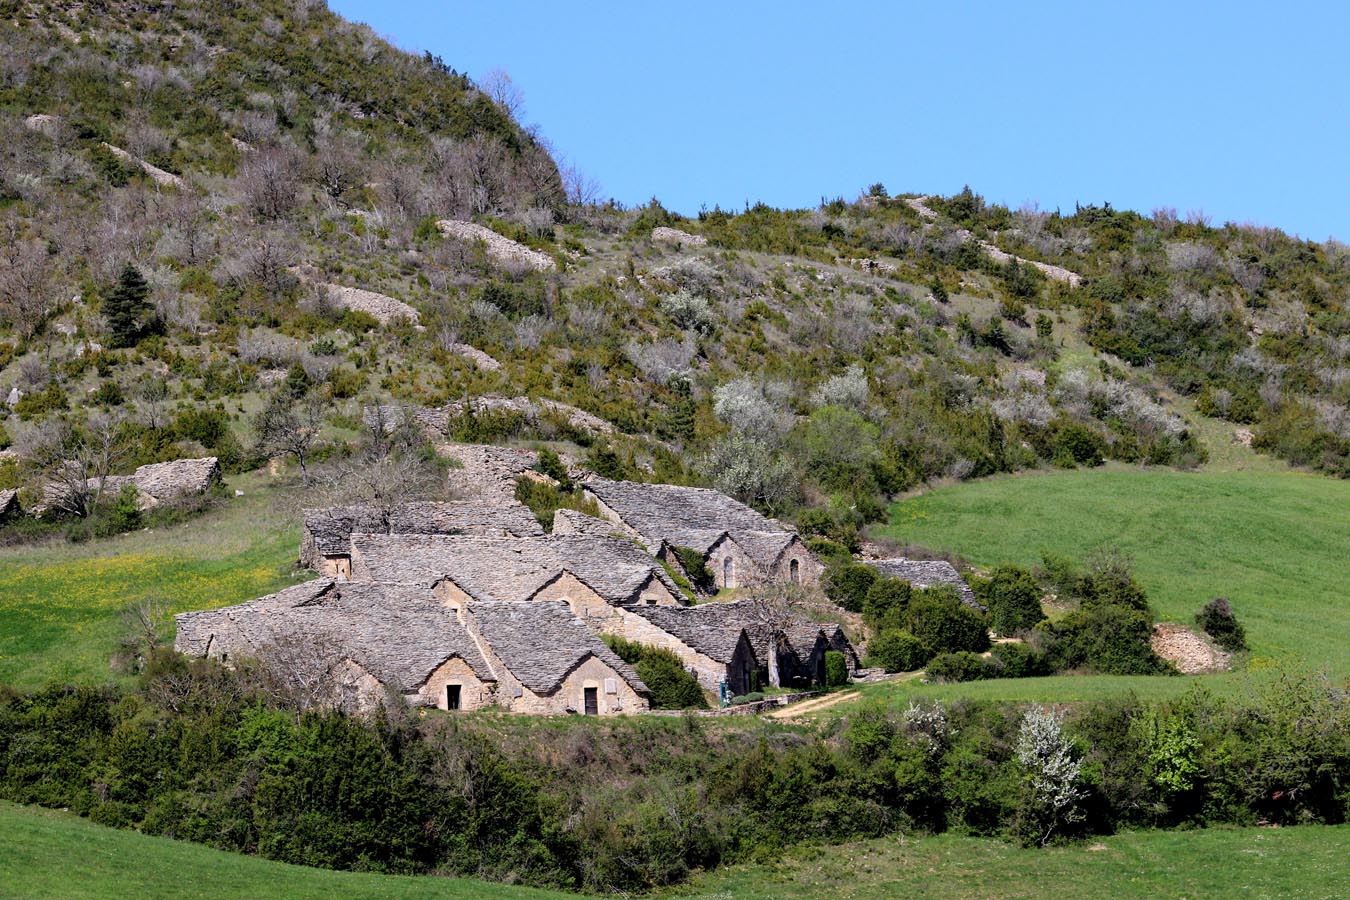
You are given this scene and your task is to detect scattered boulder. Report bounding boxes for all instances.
[22,114,61,136]
[1151,622,1232,674]
[435,220,556,271]
[5,387,22,409]
[651,226,707,248]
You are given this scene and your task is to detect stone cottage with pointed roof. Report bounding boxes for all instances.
[580,477,822,591]
[300,499,544,578]
[174,581,649,716]
[347,533,685,624]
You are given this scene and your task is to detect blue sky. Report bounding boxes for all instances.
[330,1,1347,240]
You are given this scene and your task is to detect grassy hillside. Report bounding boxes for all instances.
[3,800,1344,900]
[682,824,1350,900]
[0,801,570,900]
[0,474,301,688]
[881,466,1350,676]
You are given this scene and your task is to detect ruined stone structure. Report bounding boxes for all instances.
[435,220,556,271]
[581,477,822,590]
[43,456,220,514]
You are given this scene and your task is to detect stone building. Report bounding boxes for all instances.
[610,601,859,692]
[42,456,220,515]
[865,558,984,610]
[174,581,649,716]
[347,533,686,623]
[300,500,543,578]
[174,580,499,713]
[465,601,647,716]
[580,477,822,590]
[609,604,760,697]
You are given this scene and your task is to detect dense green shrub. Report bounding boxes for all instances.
[905,588,991,655]
[988,641,1052,678]
[104,263,154,348]
[862,577,912,632]
[926,651,992,683]
[1195,598,1247,652]
[1042,603,1163,675]
[635,649,708,710]
[863,629,931,672]
[823,561,880,612]
[976,565,1046,635]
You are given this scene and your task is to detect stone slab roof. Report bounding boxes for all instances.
[469,600,645,695]
[174,579,495,689]
[866,558,982,610]
[303,500,543,558]
[552,508,625,537]
[349,533,682,604]
[624,603,752,664]
[583,477,802,568]
[0,488,18,517]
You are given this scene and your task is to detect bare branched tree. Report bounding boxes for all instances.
[21,413,130,517]
[0,233,55,340]
[253,391,328,482]
[480,68,525,120]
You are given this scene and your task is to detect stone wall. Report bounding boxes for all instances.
[416,656,490,710]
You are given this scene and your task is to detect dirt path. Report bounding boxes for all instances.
[766,690,860,719]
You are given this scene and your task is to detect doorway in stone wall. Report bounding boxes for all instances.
[584,686,598,716]
[446,684,461,710]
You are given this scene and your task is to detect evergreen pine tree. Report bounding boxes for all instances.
[104,263,150,348]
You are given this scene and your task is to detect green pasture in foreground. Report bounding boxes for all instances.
[0,801,570,900]
[0,474,304,689]
[881,467,1350,678]
[678,822,1350,900]
[3,800,1345,900]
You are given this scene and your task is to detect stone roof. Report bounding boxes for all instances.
[174,579,495,690]
[42,456,220,513]
[624,603,752,664]
[583,477,801,567]
[302,500,543,558]
[865,558,983,610]
[551,508,625,537]
[348,533,683,605]
[651,227,708,247]
[469,600,645,695]
[0,488,18,517]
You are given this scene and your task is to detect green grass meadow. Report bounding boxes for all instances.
[881,466,1350,679]
[0,475,304,689]
[2,801,1345,900]
[0,801,571,900]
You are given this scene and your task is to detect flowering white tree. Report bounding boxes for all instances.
[1014,705,1086,846]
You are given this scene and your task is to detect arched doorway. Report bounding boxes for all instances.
[789,558,801,583]
[722,556,734,588]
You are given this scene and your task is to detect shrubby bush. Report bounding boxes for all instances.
[1195,598,1247,652]
[906,587,990,655]
[974,565,1046,635]
[864,629,931,673]
[926,651,991,682]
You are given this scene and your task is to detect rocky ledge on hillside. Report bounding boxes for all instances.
[651,226,708,247]
[436,220,556,271]
[323,283,420,326]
